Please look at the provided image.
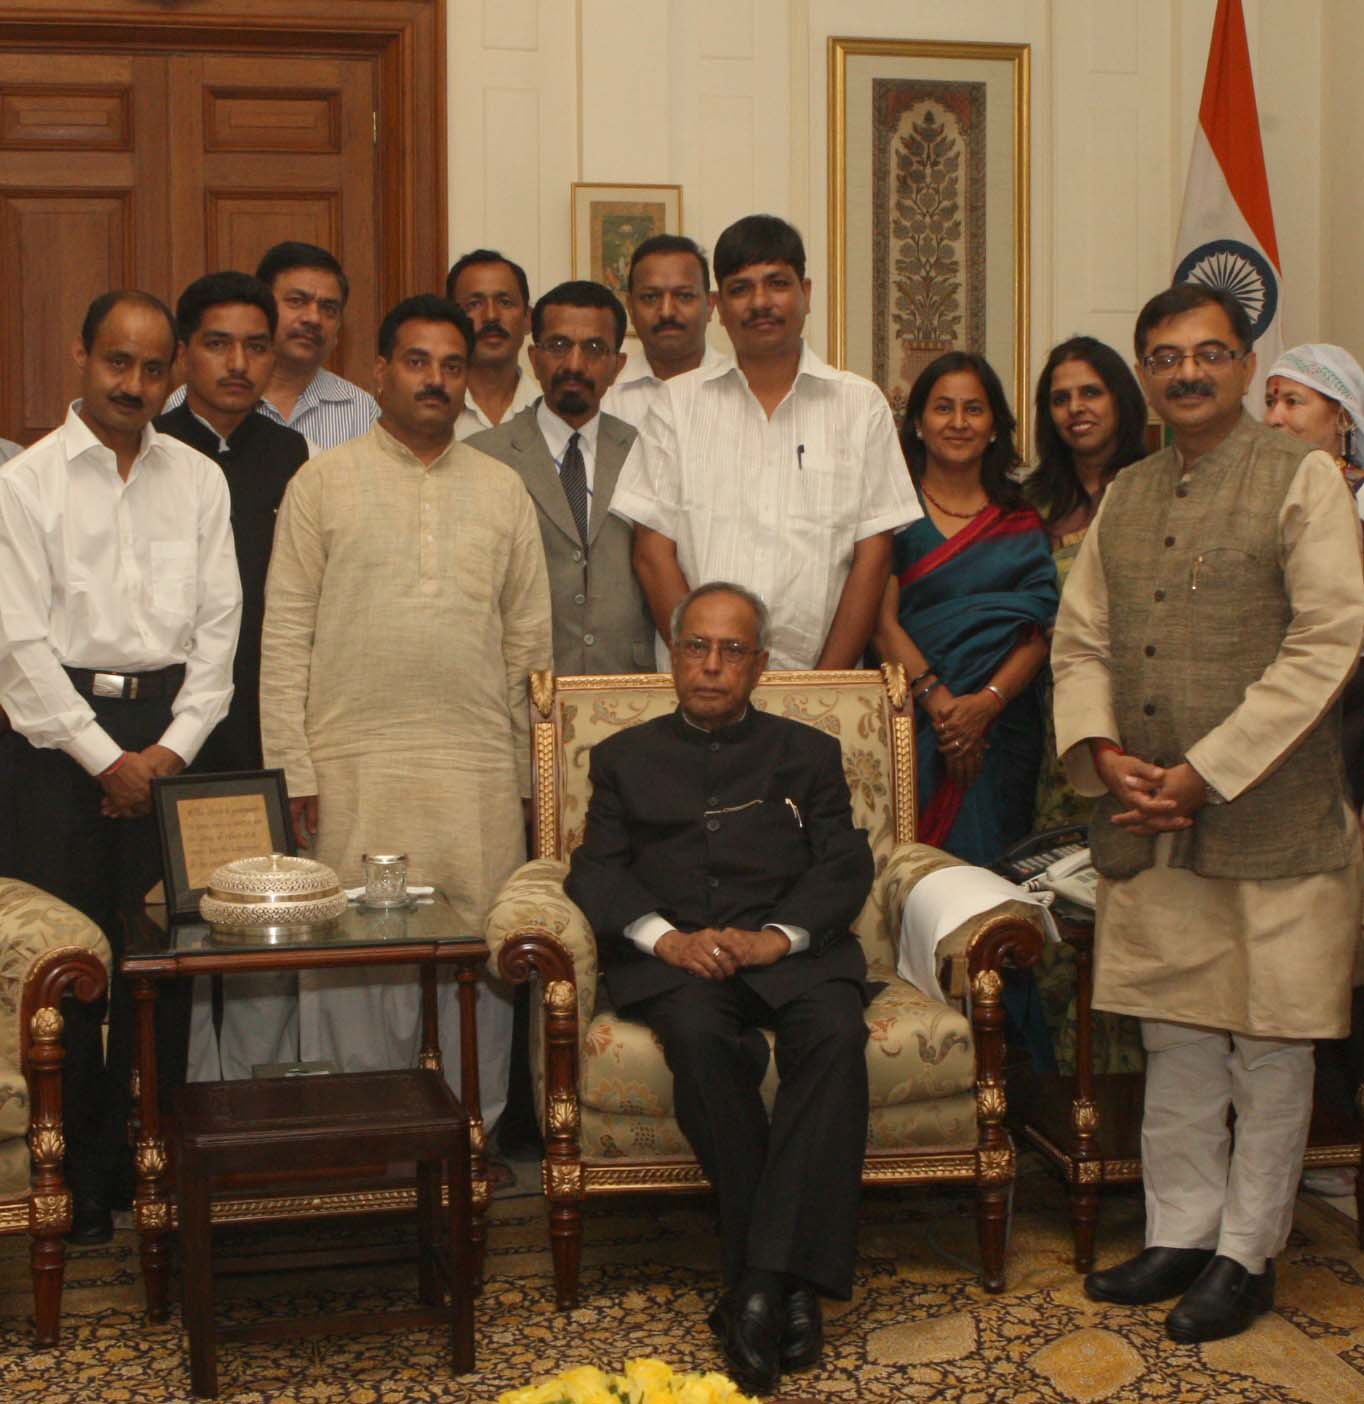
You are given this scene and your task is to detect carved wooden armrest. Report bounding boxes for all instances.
[486,858,598,1019]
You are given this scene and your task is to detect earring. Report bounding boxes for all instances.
[989,434,997,444]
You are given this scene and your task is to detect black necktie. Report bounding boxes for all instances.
[560,431,589,546]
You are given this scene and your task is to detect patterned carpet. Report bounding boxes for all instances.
[2,1159,1363,1403]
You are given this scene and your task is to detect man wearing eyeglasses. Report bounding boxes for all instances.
[566,581,874,1394]
[1052,282,1364,1343]
[470,280,654,675]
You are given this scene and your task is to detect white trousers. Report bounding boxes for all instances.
[1141,1018,1314,1274]
[188,967,514,1135]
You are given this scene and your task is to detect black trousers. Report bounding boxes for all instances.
[630,975,869,1298]
[6,695,189,1203]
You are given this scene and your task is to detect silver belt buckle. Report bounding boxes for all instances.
[92,672,131,699]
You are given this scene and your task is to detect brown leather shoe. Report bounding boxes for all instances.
[1084,1247,1214,1305]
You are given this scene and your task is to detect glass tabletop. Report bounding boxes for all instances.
[129,888,484,964]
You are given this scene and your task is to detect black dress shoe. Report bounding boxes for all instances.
[1166,1256,1274,1343]
[706,1289,782,1395]
[65,1199,113,1246]
[780,1286,823,1371]
[1084,1247,1215,1305]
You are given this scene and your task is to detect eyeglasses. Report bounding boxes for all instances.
[535,336,615,362]
[1140,346,1245,376]
[676,635,762,665]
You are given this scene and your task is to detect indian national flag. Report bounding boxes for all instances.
[1171,0,1281,408]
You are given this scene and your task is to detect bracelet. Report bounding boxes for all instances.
[984,684,1007,709]
[913,678,943,702]
[909,666,936,688]
[102,751,128,777]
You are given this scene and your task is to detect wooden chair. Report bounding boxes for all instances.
[0,877,110,1344]
[486,665,1047,1306]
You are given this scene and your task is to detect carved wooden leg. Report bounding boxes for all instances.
[27,1003,71,1348]
[549,1197,584,1308]
[133,978,171,1321]
[448,1121,475,1375]
[454,962,487,1287]
[1072,1163,1101,1272]
[20,952,107,1348]
[976,1184,1009,1293]
[177,1143,218,1399]
[1069,924,1102,1272]
[970,965,1016,1293]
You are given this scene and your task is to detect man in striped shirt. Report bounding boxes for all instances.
[164,242,378,451]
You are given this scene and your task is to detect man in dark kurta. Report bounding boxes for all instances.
[156,271,309,772]
[566,581,873,1396]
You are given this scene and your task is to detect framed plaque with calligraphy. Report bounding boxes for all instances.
[152,770,293,921]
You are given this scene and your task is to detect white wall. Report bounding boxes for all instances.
[448,0,1335,414]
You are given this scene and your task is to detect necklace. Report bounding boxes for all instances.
[921,483,989,519]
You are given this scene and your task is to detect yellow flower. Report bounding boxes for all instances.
[623,1358,674,1401]
[496,1382,569,1404]
[558,1365,620,1404]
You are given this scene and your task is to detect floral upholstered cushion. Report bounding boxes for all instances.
[0,879,110,1199]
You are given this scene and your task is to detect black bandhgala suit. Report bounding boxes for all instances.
[566,705,875,1298]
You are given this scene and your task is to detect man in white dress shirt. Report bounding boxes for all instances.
[0,291,241,1243]
[603,234,727,430]
[614,214,920,670]
[164,241,379,450]
[447,249,540,440]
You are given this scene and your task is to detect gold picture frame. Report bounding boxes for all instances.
[828,37,1031,434]
[571,182,684,295]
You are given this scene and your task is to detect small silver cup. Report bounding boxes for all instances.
[362,852,408,907]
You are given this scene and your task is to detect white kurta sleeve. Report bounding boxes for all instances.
[259,460,325,797]
[1051,493,1120,798]
[159,466,242,765]
[1185,450,1364,800]
[853,387,921,540]
[498,486,553,798]
[0,476,121,774]
[608,384,681,536]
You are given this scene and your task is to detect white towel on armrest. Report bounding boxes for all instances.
[897,865,1061,1001]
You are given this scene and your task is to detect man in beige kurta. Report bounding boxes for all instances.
[1052,283,1364,1345]
[260,294,551,1130]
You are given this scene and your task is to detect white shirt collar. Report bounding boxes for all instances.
[62,401,161,474]
[619,341,728,389]
[536,398,601,462]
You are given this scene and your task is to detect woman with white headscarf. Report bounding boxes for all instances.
[1265,342,1364,1201]
[1263,343,1364,511]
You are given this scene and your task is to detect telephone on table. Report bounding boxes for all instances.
[994,825,1098,912]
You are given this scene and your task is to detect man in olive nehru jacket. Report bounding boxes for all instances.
[1052,282,1364,1343]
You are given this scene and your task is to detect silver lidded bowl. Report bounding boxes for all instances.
[199,853,348,944]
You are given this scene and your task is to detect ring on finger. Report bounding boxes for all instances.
[711,945,722,959]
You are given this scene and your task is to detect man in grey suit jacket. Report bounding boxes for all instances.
[470,280,654,675]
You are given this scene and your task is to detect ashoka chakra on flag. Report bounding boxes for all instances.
[1173,238,1279,342]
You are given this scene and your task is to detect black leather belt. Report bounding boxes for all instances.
[64,664,186,701]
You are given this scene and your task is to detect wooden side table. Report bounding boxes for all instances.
[123,895,491,1323]
[1019,903,1364,1271]
[174,1069,474,1398]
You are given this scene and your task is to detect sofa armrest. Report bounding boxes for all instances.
[486,858,598,1028]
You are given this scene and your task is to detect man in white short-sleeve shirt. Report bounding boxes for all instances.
[612,214,920,670]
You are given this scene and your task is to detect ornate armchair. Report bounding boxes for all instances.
[487,666,1046,1307]
[0,877,110,1344]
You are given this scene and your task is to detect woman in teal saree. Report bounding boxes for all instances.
[874,351,1059,866]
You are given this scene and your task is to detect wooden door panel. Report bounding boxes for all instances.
[206,193,340,272]
[0,53,166,442]
[2,193,131,439]
[174,54,378,383]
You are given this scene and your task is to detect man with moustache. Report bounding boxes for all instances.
[165,242,377,451]
[260,294,551,1132]
[602,234,728,430]
[447,248,540,440]
[157,272,309,772]
[614,214,919,670]
[1053,282,1364,1342]
[470,280,653,674]
[0,291,240,1242]
[566,581,874,1393]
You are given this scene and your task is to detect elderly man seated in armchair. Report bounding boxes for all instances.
[564,580,874,1396]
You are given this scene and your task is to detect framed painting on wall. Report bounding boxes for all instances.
[828,37,1030,432]
[571,183,683,295]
